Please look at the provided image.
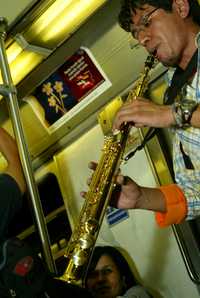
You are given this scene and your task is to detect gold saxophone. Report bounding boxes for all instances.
[60,55,155,285]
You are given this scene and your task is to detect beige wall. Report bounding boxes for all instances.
[0,0,36,24]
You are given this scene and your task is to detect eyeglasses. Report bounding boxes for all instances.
[131,7,160,40]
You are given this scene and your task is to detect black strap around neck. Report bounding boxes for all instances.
[164,49,198,104]
[125,49,198,161]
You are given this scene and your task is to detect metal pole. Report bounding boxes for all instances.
[0,17,56,274]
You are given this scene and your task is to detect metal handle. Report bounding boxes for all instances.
[172,224,200,284]
[0,18,56,274]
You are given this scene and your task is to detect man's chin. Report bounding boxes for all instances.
[158,55,178,68]
[161,60,176,67]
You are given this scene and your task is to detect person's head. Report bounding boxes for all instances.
[118,0,200,69]
[85,246,138,298]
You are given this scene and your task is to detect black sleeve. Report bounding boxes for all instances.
[0,174,22,241]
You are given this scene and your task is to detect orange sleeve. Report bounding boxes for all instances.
[155,184,187,227]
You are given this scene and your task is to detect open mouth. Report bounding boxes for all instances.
[147,47,157,58]
[152,48,158,58]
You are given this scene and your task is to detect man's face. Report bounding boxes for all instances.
[130,4,190,68]
[86,254,124,298]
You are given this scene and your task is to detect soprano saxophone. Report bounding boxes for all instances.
[60,55,155,285]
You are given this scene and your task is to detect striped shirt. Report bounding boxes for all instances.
[169,32,200,220]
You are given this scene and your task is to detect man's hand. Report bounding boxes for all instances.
[110,174,143,209]
[80,161,166,212]
[112,98,174,131]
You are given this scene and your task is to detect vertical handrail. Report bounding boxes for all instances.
[0,18,56,274]
[172,224,200,284]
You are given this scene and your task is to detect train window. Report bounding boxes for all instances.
[7,172,72,266]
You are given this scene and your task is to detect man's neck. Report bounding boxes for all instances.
[179,26,200,70]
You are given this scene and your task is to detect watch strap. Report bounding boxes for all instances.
[182,101,198,125]
[172,102,183,128]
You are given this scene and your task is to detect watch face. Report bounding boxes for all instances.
[180,99,198,124]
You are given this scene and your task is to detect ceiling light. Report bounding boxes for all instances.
[3,0,107,86]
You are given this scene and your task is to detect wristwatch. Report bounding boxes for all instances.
[172,99,198,128]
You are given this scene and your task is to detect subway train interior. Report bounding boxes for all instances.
[0,0,200,297]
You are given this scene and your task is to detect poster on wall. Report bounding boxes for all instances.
[24,47,111,133]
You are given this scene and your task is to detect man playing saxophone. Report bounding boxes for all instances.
[83,0,200,227]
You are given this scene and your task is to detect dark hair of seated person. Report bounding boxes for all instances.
[85,246,138,292]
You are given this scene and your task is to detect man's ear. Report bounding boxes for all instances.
[173,0,190,18]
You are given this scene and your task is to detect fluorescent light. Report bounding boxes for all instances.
[6,42,23,64]
[0,48,43,85]
[3,0,107,87]
[9,51,43,84]
[24,0,107,47]
[24,0,73,40]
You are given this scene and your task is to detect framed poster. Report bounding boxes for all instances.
[24,47,111,133]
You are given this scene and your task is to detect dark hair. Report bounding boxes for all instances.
[118,0,200,32]
[85,246,138,290]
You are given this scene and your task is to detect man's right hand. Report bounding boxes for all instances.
[80,161,144,210]
[80,161,166,213]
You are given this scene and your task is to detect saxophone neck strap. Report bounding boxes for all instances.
[164,49,198,104]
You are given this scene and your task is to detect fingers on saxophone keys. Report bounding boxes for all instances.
[123,176,130,185]
[87,161,98,186]
[88,161,97,170]
[116,174,129,186]
[80,191,86,198]
[81,161,97,198]
[113,122,135,135]
[87,176,92,186]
